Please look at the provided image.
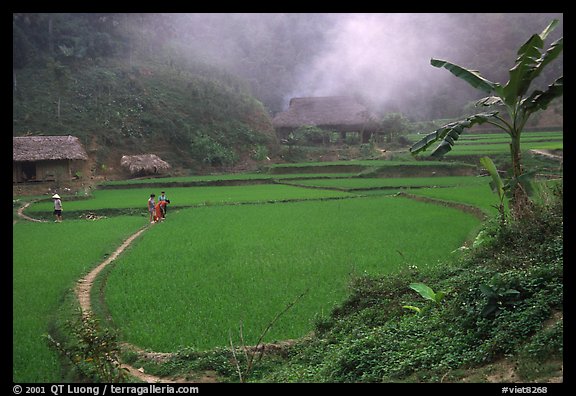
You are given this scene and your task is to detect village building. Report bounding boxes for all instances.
[272,96,381,143]
[13,135,89,183]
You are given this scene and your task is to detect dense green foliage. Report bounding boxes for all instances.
[13,13,279,170]
[13,57,276,170]
[257,186,562,382]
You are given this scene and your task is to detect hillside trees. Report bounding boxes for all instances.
[13,13,278,170]
[13,13,128,66]
[13,58,276,169]
[13,13,563,119]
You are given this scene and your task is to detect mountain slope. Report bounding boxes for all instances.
[13,57,278,175]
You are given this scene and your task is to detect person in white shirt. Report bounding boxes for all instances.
[52,194,63,222]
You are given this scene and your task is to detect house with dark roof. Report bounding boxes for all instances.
[272,96,380,143]
[13,135,89,183]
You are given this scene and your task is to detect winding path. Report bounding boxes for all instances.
[15,205,194,383]
[72,225,173,383]
[16,201,47,223]
[15,193,488,383]
[73,223,207,383]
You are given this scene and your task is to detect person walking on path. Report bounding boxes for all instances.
[52,194,63,222]
[158,191,168,218]
[148,194,156,223]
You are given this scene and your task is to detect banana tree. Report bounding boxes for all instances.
[410,19,563,215]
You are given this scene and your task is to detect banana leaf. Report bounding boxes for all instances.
[409,282,445,304]
[521,76,563,116]
[480,156,505,200]
[410,111,499,157]
[503,19,562,106]
[431,58,497,94]
[409,283,437,303]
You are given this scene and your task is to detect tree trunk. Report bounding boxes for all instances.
[510,137,522,180]
[509,136,532,219]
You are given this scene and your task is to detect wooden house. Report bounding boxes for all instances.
[272,96,380,143]
[13,135,88,183]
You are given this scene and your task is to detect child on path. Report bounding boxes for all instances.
[148,194,156,223]
[159,191,168,218]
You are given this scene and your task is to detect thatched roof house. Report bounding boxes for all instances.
[13,135,88,183]
[120,154,171,177]
[272,96,380,142]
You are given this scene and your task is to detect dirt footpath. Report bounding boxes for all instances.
[14,204,214,383]
[73,224,196,383]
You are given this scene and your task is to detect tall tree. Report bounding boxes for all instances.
[410,19,563,217]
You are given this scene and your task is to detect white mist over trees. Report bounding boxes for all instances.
[151,13,563,119]
[14,13,562,120]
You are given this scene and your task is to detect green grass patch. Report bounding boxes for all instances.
[104,195,481,352]
[404,130,563,156]
[455,131,563,143]
[25,184,357,215]
[12,216,144,382]
[266,159,474,171]
[284,175,486,190]
[446,142,563,156]
[101,173,272,186]
[409,184,505,217]
[99,173,362,188]
[258,188,563,383]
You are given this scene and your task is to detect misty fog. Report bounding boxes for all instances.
[15,13,562,120]
[152,13,562,120]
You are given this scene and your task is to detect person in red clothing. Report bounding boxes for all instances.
[154,199,170,222]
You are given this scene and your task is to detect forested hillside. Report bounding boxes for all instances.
[12,13,563,173]
[12,57,277,172]
[13,13,278,173]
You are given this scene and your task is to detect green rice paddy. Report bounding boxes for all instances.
[407,130,563,156]
[283,175,486,190]
[13,129,562,381]
[25,184,356,214]
[104,196,481,352]
[13,216,144,382]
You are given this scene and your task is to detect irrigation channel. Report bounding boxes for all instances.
[16,193,487,383]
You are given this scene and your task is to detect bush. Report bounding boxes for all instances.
[47,312,127,383]
[293,125,331,145]
[189,134,239,166]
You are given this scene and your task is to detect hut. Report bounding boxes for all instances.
[13,135,88,183]
[120,154,171,177]
[272,96,380,143]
